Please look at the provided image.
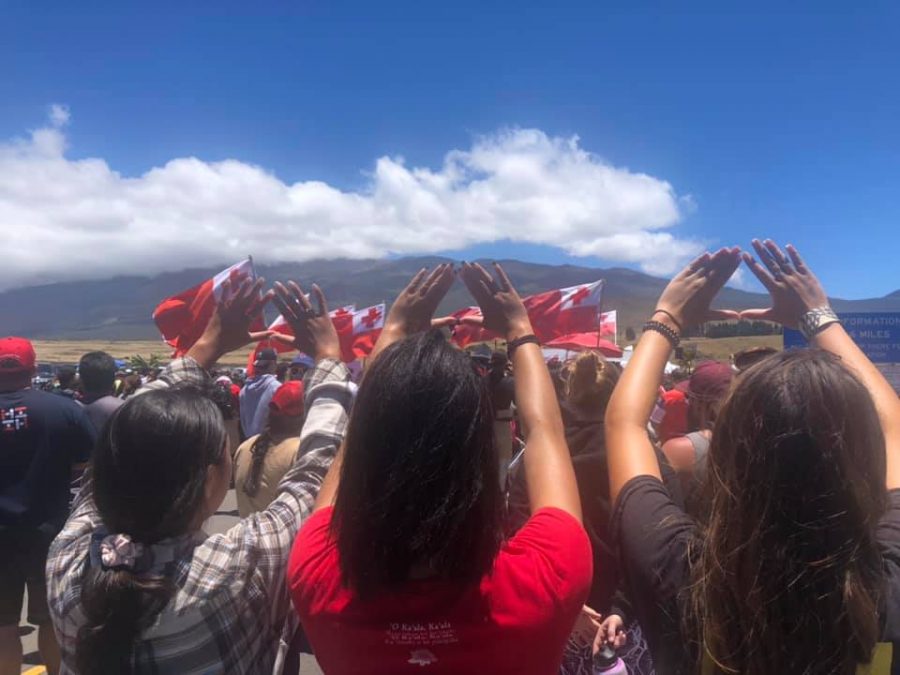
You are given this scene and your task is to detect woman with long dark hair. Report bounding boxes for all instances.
[288,263,591,674]
[46,277,354,674]
[606,242,900,674]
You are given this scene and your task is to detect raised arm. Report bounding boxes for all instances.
[312,264,456,509]
[742,239,900,488]
[461,262,581,520]
[140,276,275,392]
[605,248,741,505]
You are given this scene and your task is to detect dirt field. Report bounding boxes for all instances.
[31,335,785,369]
[680,335,783,362]
[30,340,257,367]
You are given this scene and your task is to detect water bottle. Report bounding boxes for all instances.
[592,644,627,675]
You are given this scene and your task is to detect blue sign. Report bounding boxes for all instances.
[783,312,900,363]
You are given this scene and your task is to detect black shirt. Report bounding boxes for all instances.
[612,475,900,675]
[507,408,683,620]
[0,388,95,531]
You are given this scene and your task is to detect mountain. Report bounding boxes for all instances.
[0,257,898,340]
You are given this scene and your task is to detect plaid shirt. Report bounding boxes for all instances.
[47,356,353,675]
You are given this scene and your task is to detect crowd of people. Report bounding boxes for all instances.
[1,239,899,675]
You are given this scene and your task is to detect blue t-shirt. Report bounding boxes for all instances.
[0,387,95,531]
[239,374,281,438]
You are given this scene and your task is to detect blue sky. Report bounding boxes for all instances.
[1,1,898,298]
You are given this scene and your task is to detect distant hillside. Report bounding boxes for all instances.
[0,257,897,341]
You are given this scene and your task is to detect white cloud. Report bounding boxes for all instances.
[48,104,70,128]
[0,109,702,291]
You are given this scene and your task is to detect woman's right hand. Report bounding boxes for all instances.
[654,247,742,330]
[272,281,341,362]
[459,262,532,341]
[740,239,829,328]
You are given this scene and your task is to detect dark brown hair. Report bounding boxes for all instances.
[332,330,503,597]
[76,387,227,674]
[689,349,887,674]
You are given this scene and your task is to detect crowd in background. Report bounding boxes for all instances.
[2,240,899,675]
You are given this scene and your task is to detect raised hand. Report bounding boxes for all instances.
[189,277,274,368]
[740,239,829,328]
[383,263,456,336]
[272,281,341,362]
[655,247,742,329]
[459,262,532,340]
[366,263,456,365]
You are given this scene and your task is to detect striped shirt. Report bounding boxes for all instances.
[47,356,353,675]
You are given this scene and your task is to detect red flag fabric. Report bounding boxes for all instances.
[449,280,606,347]
[450,307,495,348]
[339,304,385,362]
[524,280,605,342]
[600,310,617,339]
[152,259,261,357]
[544,333,623,358]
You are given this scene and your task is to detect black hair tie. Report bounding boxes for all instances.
[507,334,540,357]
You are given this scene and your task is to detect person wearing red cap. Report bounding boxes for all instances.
[661,360,733,503]
[233,379,307,517]
[239,347,282,438]
[0,337,95,675]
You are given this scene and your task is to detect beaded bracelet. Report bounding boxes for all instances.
[643,320,680,348]
[652,309,683,332]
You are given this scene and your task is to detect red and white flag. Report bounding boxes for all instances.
[449,279,605,347]
[449,307,492,348]
[600,310,617,339]
[339,304,386,362]
[525,280,605,342]
[153,258,261,356]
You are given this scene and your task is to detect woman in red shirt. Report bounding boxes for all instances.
[288,263,592,674]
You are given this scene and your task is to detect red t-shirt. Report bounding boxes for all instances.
[288,506,592,675]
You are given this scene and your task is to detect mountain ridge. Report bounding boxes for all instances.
[1,257,897,341]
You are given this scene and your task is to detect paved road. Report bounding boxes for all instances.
[19,490,323,674]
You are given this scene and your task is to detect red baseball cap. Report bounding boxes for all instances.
[269,380,305,417]
[0,337,36,373]
[687,361,733,402]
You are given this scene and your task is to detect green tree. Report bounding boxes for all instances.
[128,353,163,371]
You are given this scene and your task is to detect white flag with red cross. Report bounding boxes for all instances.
[339,303,386,361]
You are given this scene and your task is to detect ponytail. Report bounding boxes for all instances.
[243,429,273,498]
[77,386,228,672]
[76,568,174,674]
[566,352,620,413]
